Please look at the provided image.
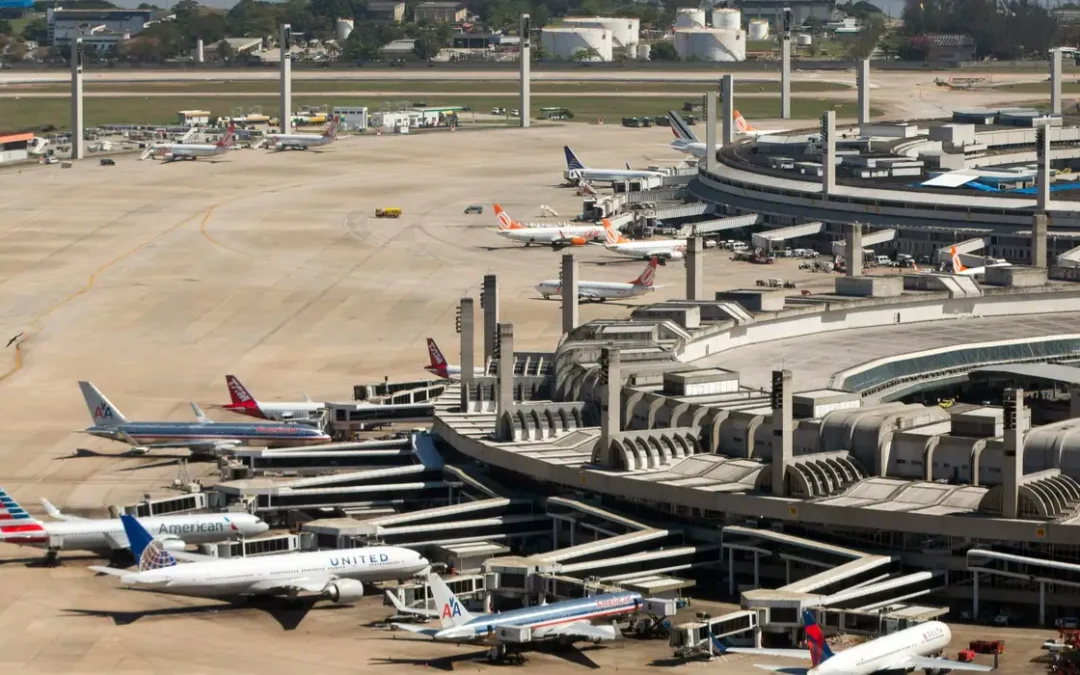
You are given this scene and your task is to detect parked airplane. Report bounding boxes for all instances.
[78,381,331,455]
[265,116,340,151]
[951,246,1011,277]
[493,204,604,248]
[602,219,687,261]
[667,110,789,157]
[424,338,485,380]
[90,514,429,602]
[492,203,575,230]
[156,125,236,162]
[563,146,666,184]
[218,375,324,422]
[392,572,642,660]
[0,487,267,560]
[714,609,993,675]
[536,258,660,301]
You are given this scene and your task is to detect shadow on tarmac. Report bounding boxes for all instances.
[65,596,351,631]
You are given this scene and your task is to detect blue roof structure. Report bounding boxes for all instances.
[0,0,34,8]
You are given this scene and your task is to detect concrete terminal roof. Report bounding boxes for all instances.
[969,363,1080,387]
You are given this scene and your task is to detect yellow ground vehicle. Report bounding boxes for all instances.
[375,207,402,218]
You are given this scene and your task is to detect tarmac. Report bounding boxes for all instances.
[0,112,1061,674]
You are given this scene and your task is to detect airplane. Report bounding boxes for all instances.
[537,257,660,302]
[0,486,268,561]
[90,514,429,603]
[666,110,790,157]
[492,203,575,229]
[563,146,666,185]
[950,245,1011,277]
[424,338,485,380]
[493,204,604,248]
[78,381,331,455]
[218,375,325,422]
[265,116,340,151]
[155,125,236,162]
[602,219,687,261]
[392,572,642,662]
[713,609,993,675]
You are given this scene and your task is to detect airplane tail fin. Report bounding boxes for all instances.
[734,110,754,133]
[802,610,835,667]
[324,116,341,139]
[631,257,659,286]
[79,381,128,427]
[217,124,237,149]
[950,246,967,273]
[121,514,178,571]
[191,402,212,424]
[603,218,627,246]
[225,375,258,410]
[493,203,523,231]
[667,111,698,142]
[564,146,585,171]
[0,487,38,524]
[427,338,448,370]
[428,573,474,628]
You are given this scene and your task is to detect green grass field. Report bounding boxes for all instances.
[993,81,1080,94]
[0,95,874,131]
[7,79,849,95]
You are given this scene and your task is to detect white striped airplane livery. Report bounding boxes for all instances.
[78,381,330,455]
[393,573,642,644]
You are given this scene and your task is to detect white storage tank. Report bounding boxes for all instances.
[797,33,812,46]
[748,19,769,41]
[335,18,354,42]
[674,28,746,62]
[637,43,652,60]
[563,16,639,47]
[541,27,613,62]
[675,8,706,28]
[712,8,741,30]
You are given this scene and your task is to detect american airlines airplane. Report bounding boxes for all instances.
[667,110,790,158]
[951,245,1011,277]
[218,375,325,422]
[603,219,687,261]
[563,146,666,184]
[536,258,660,301]
[265,116,340,151]
[91,515,429,603]
[0,487,267,560]
[393,573,641,655]
[493,204,604,248]
[424,338,485,380]
[154,125,236,162]
[715,609,992,675]
[78,381,331,455]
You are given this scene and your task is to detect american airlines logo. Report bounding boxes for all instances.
[595,595,634,609]
[255,426,300,434]
[442,597,464,619]
[158,522,229,535]
[94,405,114,420]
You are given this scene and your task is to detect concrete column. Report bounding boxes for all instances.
[458,297,474,412]
[846,223,863,277]
[196,37,205,63]
[1002,387,1025,520]
[780,8,792,120]
[785,558,791,585]
[753,551,760,589]
[754,626,763,649]
[973,570,980,618]
[598,346,621,466]
[1052,48,1063,116]
[519,14,531,128]
[686,236,704,300]
[1037,125,1051,212]
[561,253,578,336]
[483,274,499,366]
[771,369,793,497]
[821,110,836,196]
[705,90,718,170]
[280,24,292,135]
[496,322,514,419]
[728,547,735,596]
[1040,581,1046,626]
[857,58,870,131]
[70,36,84,160]
[721,75,734,147]
[1032,214,1048,268]
[1071,388,1080,418]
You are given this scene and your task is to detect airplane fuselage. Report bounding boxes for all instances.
[0,513,267,551]
[606,240,687,261]
[224,401,325,421]
[499,226,603,246]
[536,280,653,301]
[269,134,332,150]
[85,421,330,448]
[433,591,643,641]
[808,622,951,675]
[567,169,665,183]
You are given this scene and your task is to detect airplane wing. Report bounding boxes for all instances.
[752,667,808,675]
[532,621,619,642]
[895,655,994,672]
[579,292,601,302]
[391,623,441,637]
[247,575,331,594]
[723,647,810,659]
[385,590,441,618]
[89,565,130,577]
[170,550,218,563]
[41,498,86,521]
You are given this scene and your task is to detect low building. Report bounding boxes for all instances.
[177,110,210,127]
[736,0,833,26]
[380,38,416,58]
[332,106,368,130]
[367,1,405,23]
[46,7,151,47]
[452,32,497,49]
[914,33,976,64]
[414,1,467,23]
[0,131,32,163]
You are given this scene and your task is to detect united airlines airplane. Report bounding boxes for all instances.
[562,146,665,184]
[0,487,267,561]
[78,381,331,455]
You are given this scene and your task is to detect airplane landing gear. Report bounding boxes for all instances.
[41,548,60,567]
[485,645,526,666]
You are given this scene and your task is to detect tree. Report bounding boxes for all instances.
[21,17,47,43]
[901,0,1056,59]
[649,40,678,61]
[0,20,11,36]
[216,38,235,61]
[845,14,887,59]
[570,45,601,61]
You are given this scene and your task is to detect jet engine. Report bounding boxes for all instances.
[158,535,187,552]
[325,579,364,603]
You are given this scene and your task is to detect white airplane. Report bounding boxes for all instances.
[493,203,605,248]
[265,116,340,151]
[951,245,1011,277]
[0,487,268,560]
[91,514,429,603]
[715,609,992,675]
[537,257,660,302]
[602,219,687,261]
[667,110,790,157]
[154,125,236,162]
[217,375,324,422]
[424,338,486,380]
[563,146,666,184]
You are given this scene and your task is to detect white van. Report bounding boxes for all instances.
[876,255,891,265]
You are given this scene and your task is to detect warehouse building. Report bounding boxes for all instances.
[0,131,33,163]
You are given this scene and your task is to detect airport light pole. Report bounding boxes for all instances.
[519,14,531,128]
[70,35,84,160]
[280,23,292,135]
[780,7,792,120]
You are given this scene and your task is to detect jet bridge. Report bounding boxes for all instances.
[677,213,762,238]
[831,228,896,257]
[751,222,824,250]
[935,237,990,265]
